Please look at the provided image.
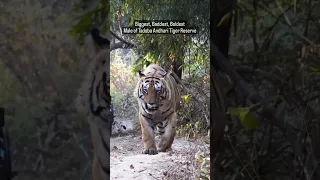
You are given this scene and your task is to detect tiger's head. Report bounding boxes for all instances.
[136,71,171,114]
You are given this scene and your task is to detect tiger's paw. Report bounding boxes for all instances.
[142,148,158,155]
[157,147,167,152]
[157,146,172,152]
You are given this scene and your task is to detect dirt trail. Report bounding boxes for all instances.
[110,135,199,180]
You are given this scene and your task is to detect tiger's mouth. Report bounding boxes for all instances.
[145,103,158,112]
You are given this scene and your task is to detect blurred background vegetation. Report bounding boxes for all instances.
[2,0,318,179]
[212,0,320,179]
[1,0,94,179]
[1,0,210,179]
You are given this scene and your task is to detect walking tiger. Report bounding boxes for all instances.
[134,63,181,155]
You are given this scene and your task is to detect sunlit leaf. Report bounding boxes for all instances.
[227,107,242,117]
[198,155,204,164]
[310,66,320,72]
[181,95,192,103]
[217,12,231,27]
[199,175,209,180]
[227,107,260,130]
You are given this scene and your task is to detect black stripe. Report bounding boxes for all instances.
[93,106,105,116]
[160,88,166,99]
[144,77,160,80]
[89,73,111,122]
[163,120,169,128]
[162,105,172,114]
[89,76,96,113]
[95,81,101,104]
[102,72,107,82]
[157,122,164,128]
[98,128,110,153]
[98,129,110,174]
[162,111,174,121]
[99,113,109,123]
[150,125,155,131]
[141,105,150,115]
[152,67,157,72]
[98,158,110,174]
[102,96,110,106]
[157,123,165,135]
[92,106,110,123]
[142,114,152,121]
[102,72,109,97]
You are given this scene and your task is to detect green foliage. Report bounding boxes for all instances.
[110,61,137,118]
[131,52,158,74]
[0,0,106,179]
[69,0,111,44]
[310,66,320,72]
[182,39,209,79]
[71,0,209,74]
[181,95,192,103]
[219,0,320,178]
[199,156,210,180]
[218,12,232,27]
[227,107,260,130]
[178,109,209,138]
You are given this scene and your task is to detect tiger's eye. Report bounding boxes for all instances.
[154,83,161,91]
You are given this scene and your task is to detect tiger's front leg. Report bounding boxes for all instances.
[90,120,110,180]
[139,113,158,155]
[157,113,177,152]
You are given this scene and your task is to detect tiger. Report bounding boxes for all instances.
[76,28,113,180]
[134,63,181,155]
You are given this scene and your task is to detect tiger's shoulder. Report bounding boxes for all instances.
[75,29,111,117]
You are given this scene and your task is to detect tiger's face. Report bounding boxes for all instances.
[138,72,166,114]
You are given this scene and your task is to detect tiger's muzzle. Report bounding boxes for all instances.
[145,103,158,112]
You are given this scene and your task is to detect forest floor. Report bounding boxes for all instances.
[110,134,202,180]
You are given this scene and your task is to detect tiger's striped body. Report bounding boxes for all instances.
[134,64,181,155]
[76,28,112,180]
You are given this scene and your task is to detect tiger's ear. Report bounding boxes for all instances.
[91,28,110,53]
[162,72,168,77]
[159,72,169,83]
[162,71,172,79]
[138,70,145,78]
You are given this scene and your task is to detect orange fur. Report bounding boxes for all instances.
[76,28,112,180]
[134,64,181,155]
